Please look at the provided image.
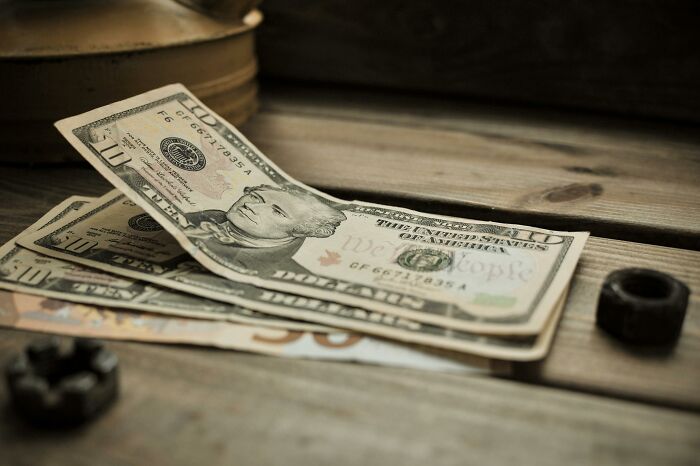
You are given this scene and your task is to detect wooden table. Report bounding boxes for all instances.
[1,83,699,465]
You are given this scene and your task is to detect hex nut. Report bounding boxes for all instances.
[4,337,119,427]
[597,268,690,344]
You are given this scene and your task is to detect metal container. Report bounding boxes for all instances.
[0,0,262,162]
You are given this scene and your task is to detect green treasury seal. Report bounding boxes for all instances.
[397,248,452,272]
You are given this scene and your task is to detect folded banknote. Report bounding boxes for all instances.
[51,84,588,336]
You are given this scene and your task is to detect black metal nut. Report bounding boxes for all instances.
[597,268,690,344]
[5,337,119,427]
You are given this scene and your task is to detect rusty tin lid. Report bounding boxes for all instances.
[0,0,261,58]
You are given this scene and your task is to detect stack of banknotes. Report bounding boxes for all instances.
[0,85,588,373]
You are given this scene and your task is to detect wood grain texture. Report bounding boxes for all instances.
[0,166,110,237]
[1,329,699,466]
[242,84,700,249]
[257,0,700,122]
[522,237,700,411]
[0,165,698,410]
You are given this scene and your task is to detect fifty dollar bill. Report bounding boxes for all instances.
[0,290,493,374]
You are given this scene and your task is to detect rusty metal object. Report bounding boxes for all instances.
[0,0,262,162]
[596,268,690,345]
[5,337,119,427]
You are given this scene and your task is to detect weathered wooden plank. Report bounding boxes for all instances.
[10,85,699,248]
[519,237,700,410]
[0,167,110,236]
[241,86,700,249]
[0,167,698,410]
[1,329,699,466]
[257,0,700,122]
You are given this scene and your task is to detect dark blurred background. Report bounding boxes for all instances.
[256,0,700,123]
